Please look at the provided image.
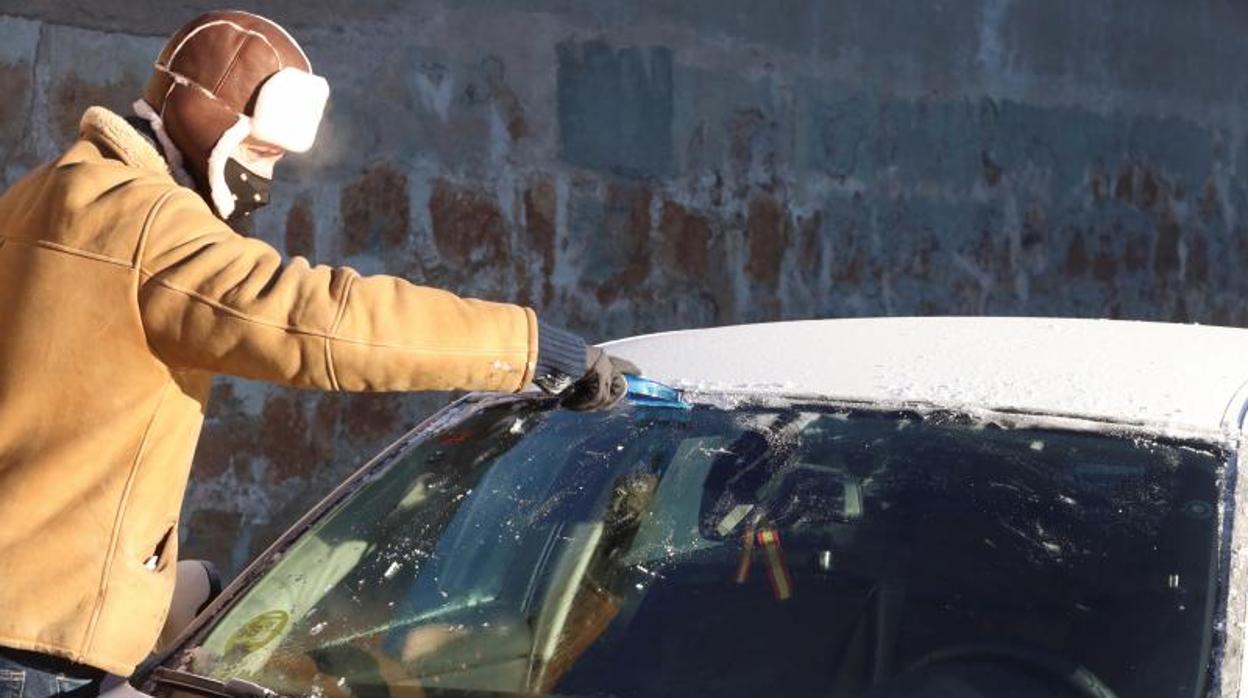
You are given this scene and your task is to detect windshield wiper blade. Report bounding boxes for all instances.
[150,667,279,698]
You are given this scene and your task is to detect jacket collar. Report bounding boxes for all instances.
[79,106,170,175]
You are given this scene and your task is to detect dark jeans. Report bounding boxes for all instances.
[0,649,104,698]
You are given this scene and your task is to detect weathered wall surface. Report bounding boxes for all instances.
[3,1,1248,576]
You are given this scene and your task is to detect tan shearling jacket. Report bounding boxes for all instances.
[0,107,538,675]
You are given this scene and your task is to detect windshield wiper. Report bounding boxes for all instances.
[149,667,279,698]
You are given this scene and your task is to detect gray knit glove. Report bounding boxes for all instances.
[561,347,640,411]
[533,321,640,411]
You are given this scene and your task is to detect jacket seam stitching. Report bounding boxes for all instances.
[133,191,184,368]
[324,271,356,392]
[521,307,538,388]
[81,381,174,656]
[0,235,130,268]
[133,190,180,270]
[137,271,530,355]
[326,337,530,355]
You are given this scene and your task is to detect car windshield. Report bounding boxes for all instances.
[173,397,1226,698]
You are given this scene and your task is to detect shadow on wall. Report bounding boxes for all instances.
[557,39,675,178]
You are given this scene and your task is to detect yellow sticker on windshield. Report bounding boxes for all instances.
[224,610,289,654]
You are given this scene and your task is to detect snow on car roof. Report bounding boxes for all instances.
[603,317,1248,437]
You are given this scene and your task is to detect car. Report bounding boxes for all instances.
[135,317,1248,698]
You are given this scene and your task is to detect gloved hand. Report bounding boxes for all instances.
[561,347,641,411]
[533,321,641,410]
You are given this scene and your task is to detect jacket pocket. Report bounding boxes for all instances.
[0,669,24,698]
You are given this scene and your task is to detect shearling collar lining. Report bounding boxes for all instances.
[79,106,170,175]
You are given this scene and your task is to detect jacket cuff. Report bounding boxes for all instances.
[534,320,588,392]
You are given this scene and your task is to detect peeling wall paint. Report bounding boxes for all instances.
[2,0,1247,577]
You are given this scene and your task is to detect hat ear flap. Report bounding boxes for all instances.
[250,68,330,153]
[205,115,253,219]
[160,83,243,217]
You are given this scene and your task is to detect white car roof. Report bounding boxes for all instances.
[604,317,1248,438]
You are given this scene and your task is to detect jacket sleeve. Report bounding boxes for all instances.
[136,189,537,392]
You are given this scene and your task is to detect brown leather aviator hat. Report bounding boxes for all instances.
[134,10,329,221]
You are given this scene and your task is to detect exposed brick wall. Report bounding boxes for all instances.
[3,0,1248,577]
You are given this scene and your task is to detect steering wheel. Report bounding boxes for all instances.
[906,644,1117,698]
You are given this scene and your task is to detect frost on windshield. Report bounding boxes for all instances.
[181,401,1225,698]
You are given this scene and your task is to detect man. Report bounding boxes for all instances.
[0,10,635,697]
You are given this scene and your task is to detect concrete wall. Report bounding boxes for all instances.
[4,0,1248,576]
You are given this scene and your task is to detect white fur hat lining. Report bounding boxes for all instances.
[250,68,330,153]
